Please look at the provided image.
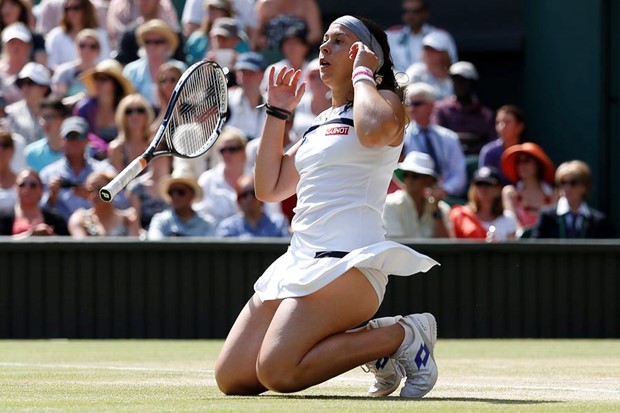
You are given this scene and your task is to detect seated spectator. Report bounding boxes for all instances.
[24,97,69,172]
[107,93,155,173]
[432,61,495,155]
[39,116,118,222]
[531,160,610,239]
[107,0,179,54]
[194,126,247,222]
[5,62,50,145]
[44,0,110,70]
[382,151,453,239]
[151,61,183,130]
[67,170,140,238]
[403,82,467,199]
[185,1,250,67]
[450,166,517,240]
[147,165,217,239]
[0,167,68,237]
[387,0,458,72]
[0,127,16,209]
[406,30,454,100]
[500,142,558,237]
[261,24,310,93]
[51,28,102,102]
[255,0,322,52]
[226,52,267,141]
[479,104,525,185]
[217,174,289,238]
[182,0,259,48]
[0,0,46,65]
[122,19,187,107]
[35,0,108,40]
[76,59,134,144]
[292,57,331,139]
[0,22,32,105]
[203,16,245,71]
[127,156,170,230]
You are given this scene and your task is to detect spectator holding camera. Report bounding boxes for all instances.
[39,116,117,221]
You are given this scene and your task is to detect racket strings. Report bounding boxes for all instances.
[165,64,227,157]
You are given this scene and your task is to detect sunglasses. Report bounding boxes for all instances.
[125,107,147,116]
[474,181,496,187]
[404,100,427,107]
[158,76,179,85]
[18,181,39,189]
[402,171,426,180]
[144,38,167,46]
[0,141,13,149]
[79,42,100,50]
[167,187,192,197]
[19,78,39,87]
[64,5,83,12]
[219,146,243,155]
[560,179,580,187]
[94,75,113,83]
[237,189,255,200]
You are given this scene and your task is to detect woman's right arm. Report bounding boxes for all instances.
[254,67,306,202]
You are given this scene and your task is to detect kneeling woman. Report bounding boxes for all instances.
[215,16,439,398]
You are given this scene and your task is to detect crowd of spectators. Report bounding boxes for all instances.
[0,0,612,240]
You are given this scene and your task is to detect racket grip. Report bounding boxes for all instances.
[99,157,147,202]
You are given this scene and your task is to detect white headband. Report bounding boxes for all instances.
[332,15,384,72]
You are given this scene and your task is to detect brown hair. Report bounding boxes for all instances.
[467,183,504,218]
[60,0,99,33]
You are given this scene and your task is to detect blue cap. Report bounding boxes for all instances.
[234,52,264,72]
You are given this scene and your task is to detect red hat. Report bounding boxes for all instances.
[500,142,556,184]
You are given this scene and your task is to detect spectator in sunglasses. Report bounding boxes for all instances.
[147,164,216,239]
[0,167,68,237]
[382,151,453,239]
[531,160,611,239]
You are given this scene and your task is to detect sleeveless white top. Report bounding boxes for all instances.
[254,105,438,301]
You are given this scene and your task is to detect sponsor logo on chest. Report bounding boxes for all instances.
[325,126,350,136]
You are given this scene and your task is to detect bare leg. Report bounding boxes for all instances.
[214,294,281,395]
[256,268,405,393]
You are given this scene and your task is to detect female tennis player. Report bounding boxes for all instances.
[215,15,439,398]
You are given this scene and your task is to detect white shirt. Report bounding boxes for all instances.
[193,163,239,223]
[226,87,267,141]
[387,24,458,72]
[482,211,518,240]
[45,26,110,70]
[382,190,452,239]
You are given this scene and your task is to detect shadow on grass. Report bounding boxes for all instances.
[262,395,558,405]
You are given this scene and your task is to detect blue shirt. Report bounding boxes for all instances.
[147,209,216,239]
[216,212,290,238]
[478,138,512,185]
[403,123,467,197]
[39,156,121,221]
[24,138,64,173]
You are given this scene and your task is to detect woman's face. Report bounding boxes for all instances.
[64,0,85,26]
[5,38,30,59]
[319,23,357,88]
[475,181,501,202]
[94,73,116,96]
[1,0,21,25]
[142,32,172,59]
[516,154,538,180]
[495,111,524,142]
[77,36,101,62]
[157,68,181,99]
[16,171,43,205]
[218,138,246,166]
[123,103,148,132]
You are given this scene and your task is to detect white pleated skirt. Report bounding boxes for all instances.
[254,240,439,302]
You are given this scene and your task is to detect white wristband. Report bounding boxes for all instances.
[352,66,375,86]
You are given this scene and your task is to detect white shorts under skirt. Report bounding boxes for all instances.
[254,240,439,304]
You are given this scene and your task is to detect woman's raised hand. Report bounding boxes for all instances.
[350,41,378,73]
[266,66,306,112]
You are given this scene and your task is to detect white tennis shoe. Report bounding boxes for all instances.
[363,315,404,397]
[394,313,438,398]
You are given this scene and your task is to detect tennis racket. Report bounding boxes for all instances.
[99,60,228,202]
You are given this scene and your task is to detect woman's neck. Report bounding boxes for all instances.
[16,202,41,218]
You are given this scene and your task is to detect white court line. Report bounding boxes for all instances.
[2,362,619,396]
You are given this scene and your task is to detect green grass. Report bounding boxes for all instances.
[0,340,619,412]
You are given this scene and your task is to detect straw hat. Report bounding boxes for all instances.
[80,59,135,97]
[500,142,556,184]
[136,19,179,52]
[159,165,203,203]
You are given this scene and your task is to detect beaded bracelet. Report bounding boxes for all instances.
[257,103,292,121]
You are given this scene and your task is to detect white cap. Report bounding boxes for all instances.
[422,30,457,63]
[17,62,51,87]
[2,22,32,43]
[450,61,479,80]
[397,151,438,180]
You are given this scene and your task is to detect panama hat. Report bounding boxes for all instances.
[500,142,556,185]
[136,19,179,52]
[159,165,203,204]
[80,59,135,97]
[394,151,438,183]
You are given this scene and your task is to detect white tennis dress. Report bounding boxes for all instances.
[254,105,439,301]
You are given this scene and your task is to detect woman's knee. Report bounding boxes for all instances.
[215,357,265,395]
[255,357,301,393]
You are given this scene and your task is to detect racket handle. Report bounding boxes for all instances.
[99,157,147,202]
